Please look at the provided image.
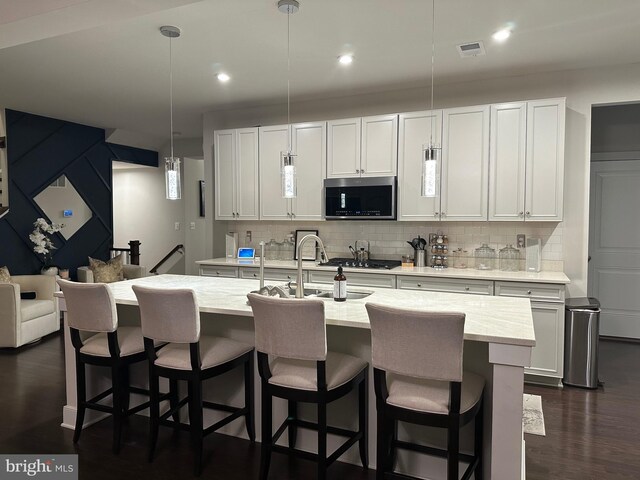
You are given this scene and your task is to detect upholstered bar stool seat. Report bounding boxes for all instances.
[386,372,484,414]
[247,293,368,480]
[269,352,367,391]
[133,285,255,477]
[57,279,157,455]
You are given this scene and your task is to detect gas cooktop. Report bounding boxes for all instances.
[320,257,401,270]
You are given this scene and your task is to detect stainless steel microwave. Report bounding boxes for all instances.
[324,176,396,220]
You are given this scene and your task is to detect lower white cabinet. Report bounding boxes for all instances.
[199,265,239,278]
[240,268,303,283]
[495,281,565,381]
[397,276,493,295]
[308,270,396,289]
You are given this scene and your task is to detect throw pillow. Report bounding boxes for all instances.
[0,266,10,283]
[88,254,124,283]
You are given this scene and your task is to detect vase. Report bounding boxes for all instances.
[41,266,59,276]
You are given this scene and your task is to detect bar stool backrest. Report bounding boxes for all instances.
[247,293,327,361]
[133,285,200,343]
[58,279,117,333]
[366,303,465,382]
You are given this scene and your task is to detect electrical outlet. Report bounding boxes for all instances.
[174,222,180,231]
[246,230,252,243]
[516,234,526,249]
[190,222,196,230]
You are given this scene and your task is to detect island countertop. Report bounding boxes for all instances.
[196,257,570,284]
[102,274,535,347]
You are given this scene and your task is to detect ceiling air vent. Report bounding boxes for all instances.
[457,41,486,58]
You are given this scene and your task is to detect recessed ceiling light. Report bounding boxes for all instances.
[217,73,230,82]
[492,29,511,42]
[338,54,354,65]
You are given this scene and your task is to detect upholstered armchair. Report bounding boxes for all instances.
[0,275,60,348]
[77,264,147,283]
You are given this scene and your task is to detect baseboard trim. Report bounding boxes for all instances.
[61,405,109,431]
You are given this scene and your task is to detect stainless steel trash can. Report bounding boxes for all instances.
[563,297,601,389]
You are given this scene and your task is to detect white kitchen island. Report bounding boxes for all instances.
[59,274,535,480]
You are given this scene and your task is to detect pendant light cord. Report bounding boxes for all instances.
[287,7,292,153]
[169,35,175,159]
[429,0,436,146]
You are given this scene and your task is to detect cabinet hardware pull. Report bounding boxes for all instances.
[253,273,257,277]
[519,211,524,217]
[525,211,531,217]
[465,286,470,291]
[441,212,446,217]
[417,283,422,287]
[434,212,439,216]
[527,290,532,294]
[287,275,291,279]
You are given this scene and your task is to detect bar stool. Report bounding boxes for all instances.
[133,285,254,476]
[365,303,484,480]
[247,293,368,480]
[58,279,157,454]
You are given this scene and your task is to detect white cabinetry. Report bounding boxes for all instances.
[214,128,259,220]
[327,114,397,178]
[489,99,566,221]
[440,105,490,221]
[397,110,442,221]
[397,276,494,295]
[259,122,326,221]
[308,270,396,289]
[495,281,565,382]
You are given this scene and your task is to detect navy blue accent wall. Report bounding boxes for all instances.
[0,110,158,275]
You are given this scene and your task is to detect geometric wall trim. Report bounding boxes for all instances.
[0,109,158,276]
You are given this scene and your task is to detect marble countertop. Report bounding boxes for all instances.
[196,257,570,284]
[103,274,535,347]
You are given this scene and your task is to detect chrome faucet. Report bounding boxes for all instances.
[296,234,328,299]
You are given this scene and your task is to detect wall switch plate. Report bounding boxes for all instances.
[190,222,196,230]
[174,222,180,231]
[517,234,526,249]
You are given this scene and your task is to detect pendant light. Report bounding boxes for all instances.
[278,0,299,199]
[161,25,182,200]
[421,0,440,198]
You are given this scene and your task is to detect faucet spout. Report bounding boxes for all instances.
[295,234,328,298]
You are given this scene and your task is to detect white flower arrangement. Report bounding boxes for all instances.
[29,217,64,266]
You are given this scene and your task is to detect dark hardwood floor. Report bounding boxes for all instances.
[1,333,639,479]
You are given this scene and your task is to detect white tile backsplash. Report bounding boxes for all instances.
[229,220,564,271]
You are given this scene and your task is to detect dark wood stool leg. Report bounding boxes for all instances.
[169,379,180,425]
[111,365,124,454]
[148,370,160,462]
[188,379,204,477]
[447,417,460,480]
[245,355,255,442]
[287,400,298,449]
[358,376,369,469]
[375,407,386,480]
[389,417,398,470]
[121,365,130,414]
[259,383,272,480]
[73,358,86,444]
[475,401,484,480]
[317,402,327,480]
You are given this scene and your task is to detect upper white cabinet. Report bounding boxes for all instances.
[525,98,565,221]
[440,105,490,221]
[214,128,259,220]
[259,122,326,221]
[327,114,398,178]
[489,98,566,221]
[397,110,443,221]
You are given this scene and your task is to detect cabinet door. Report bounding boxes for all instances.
[236,128,260,220]
[525,98,565,221]
[397,110,442,221]
[327,118,361,178]
[214,129,236,220]
[292,121,326,221]
[489,102,527,221]
[361,114,398,177]
[526,301,564,378]
[259,125,291,220]
[441,105,490,221]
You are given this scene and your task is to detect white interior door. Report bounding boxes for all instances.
[589,160,640,339]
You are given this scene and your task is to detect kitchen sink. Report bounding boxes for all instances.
[315,291,373,300]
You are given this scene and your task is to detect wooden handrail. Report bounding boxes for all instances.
[150,244,184,274]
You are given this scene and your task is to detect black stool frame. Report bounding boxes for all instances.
[70,328,159,454]
[374,368,484,480]
[257,351,368,480]
[144,338,255,476]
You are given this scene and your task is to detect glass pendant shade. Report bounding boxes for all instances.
[281,151,297,198]
[165,156,182,200]
[421,143,440,198]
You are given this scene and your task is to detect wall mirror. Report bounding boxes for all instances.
[34,175,92,239]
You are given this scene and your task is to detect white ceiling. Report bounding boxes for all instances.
[1,0,640,140]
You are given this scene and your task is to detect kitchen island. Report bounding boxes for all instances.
[59,274,535,480]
